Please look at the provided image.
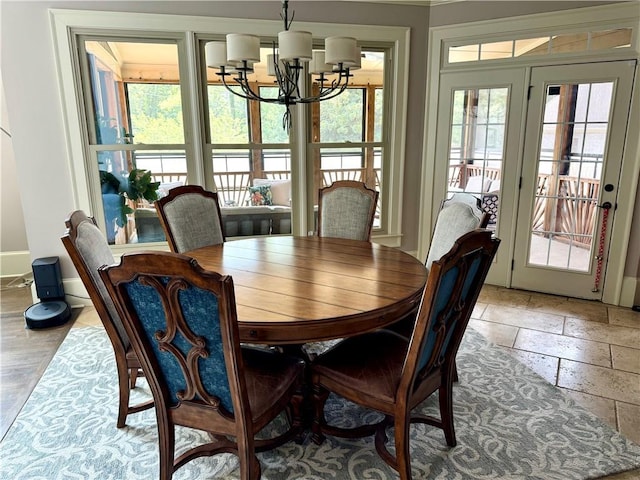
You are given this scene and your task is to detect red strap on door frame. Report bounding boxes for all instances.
[592,203,611,293]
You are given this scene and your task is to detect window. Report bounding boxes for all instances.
[53,10,409,247]
[446,28,633,65]
[81,38,187,245]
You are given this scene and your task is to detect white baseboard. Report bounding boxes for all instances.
[0,251,31,278]
[61,278,92,308]
[24,278,91,307]
[620,276,639,308]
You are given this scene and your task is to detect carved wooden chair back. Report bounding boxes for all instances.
[155,185,225,253]
[99,251,304,480]
[317,180,378,241]
[61,210,153,427]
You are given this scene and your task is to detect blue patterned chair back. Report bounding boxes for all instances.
[100,252,239,414]
[407,230,499,383]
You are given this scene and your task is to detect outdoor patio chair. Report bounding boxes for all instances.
[61,210,153,428]
[99,251,305,480]
[155,185,225,253]
[310,229,500,480]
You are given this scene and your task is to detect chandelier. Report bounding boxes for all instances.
[205,0,360,130]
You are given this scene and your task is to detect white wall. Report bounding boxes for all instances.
[1,74,30,276]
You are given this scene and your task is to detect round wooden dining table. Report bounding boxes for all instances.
[185,236,428,345]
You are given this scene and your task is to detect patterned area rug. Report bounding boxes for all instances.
[1,326,638,480]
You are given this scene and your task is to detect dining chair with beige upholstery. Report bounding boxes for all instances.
[61,210,153,428]
[99,251,305,480]
[425,192,489,270]
[317,180,378,241]
[310,229,500,480]
[155,185,225,253]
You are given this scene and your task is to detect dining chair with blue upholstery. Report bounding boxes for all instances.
[155,185,225,253]
[386,194,489,342]
[99,251,304,480]
[317,180,379,241]
[310,229,500,480]
[61,210,153,427]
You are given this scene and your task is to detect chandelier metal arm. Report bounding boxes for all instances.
[281,0,293,31]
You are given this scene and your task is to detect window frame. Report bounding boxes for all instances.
[52,9,410,250]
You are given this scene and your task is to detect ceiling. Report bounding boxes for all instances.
[343,0,461,5]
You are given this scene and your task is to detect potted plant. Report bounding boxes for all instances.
[100,168,160,230]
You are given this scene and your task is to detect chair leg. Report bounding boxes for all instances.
[157,417,176,480]
[438,375,457,447]
[129,367,139,389]
[311,384,330,445]
[237,437,260,480]
[394,413,413,480]
[116,361,132,428]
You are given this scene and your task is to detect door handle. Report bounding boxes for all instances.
[598,201,613,209]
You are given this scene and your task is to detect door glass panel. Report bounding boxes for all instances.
[528,82,613,271]
[447,87,508,230]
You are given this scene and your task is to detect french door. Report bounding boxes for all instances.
[434,69,526,285]
[435,61,634,298]
[511,61,635,299]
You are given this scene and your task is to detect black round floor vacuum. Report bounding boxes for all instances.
[24,256,72,329]
[25,300,71,329]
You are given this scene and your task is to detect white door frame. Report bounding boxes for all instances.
[419,2,640,305]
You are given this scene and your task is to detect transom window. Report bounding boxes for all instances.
[447,28,633,65]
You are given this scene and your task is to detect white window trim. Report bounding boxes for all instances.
[419,2,640,305]
[50,9,410,250]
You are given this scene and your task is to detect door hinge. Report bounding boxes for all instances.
[527,85,533,100]
[511,259,515,270]
[519,177,522,189]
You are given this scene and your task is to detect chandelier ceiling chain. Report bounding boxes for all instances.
[205,0,360,130]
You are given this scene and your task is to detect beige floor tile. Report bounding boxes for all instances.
[562,389,617,430]
[564,318,640,349]
[481,304,564,333]
[505,348,559,384]
[612,345,640,374]
[72,306,101,328]
[558,359,640,405]
[527,294,608,323]
[478,285,532,308]
[617,402,640,445]
[608,307,640,329]
[471,302,487,319]
[514,328,612,367]
[468,319,518,347]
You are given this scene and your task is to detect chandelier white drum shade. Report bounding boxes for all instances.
[205,0,360,130]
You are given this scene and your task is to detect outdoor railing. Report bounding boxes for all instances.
[447,162,600,247]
